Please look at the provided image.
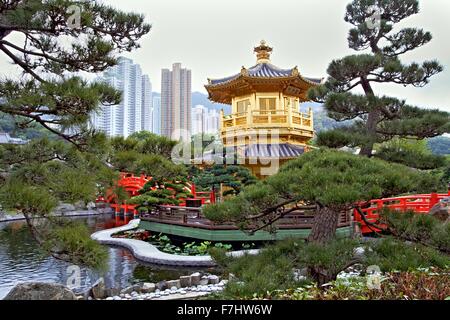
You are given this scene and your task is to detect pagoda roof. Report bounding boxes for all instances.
[205,41,323,104]
[244,143,305,159]
[208,63,322,86]
[195,143,305,164]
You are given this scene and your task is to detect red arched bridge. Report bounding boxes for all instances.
[96,173,216,218]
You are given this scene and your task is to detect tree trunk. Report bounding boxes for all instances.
[359,77,378,157]
[307,206,340,286]
[308,206,339,244]
[359,108,379,157]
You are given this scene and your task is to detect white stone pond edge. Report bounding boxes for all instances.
[91,219,259,267]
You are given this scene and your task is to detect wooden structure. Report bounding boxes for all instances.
[205,40,323,177]
[140,205,352,241]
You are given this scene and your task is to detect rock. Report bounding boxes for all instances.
[217,280,228,287]
[207,275,220,284]
[166,279,181,289]
[180,290,187,295]
[120,284,142,295]
[353,247,365,259]
[86,202,96,210]
[228,273,237,282]
[4,282,77,300]
[156,281,167,291]
[105,288,120,297]
[179,275,192,288]
[429,200,450,222]
[141,282,156,293]
[55,203,76,213]
[90,277,107,299]
[190,272,202,285]
[105,297,114,301]
[199,276,209,286]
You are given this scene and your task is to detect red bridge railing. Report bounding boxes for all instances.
[354,191,450,234]
[96,173,216,218]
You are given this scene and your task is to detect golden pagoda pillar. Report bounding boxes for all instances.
[288,102,293,127]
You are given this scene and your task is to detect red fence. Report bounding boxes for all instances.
[354,191,450,234]
[97,173,216,217]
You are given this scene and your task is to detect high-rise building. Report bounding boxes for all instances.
[141,75,153,132]
[191,105,207,136]
[90,57,152,138]
[191,105,220,136]
[161,63,191,141]
[206,109,220,134]
[152,95,161,135]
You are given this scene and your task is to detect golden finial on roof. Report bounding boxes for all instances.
[254,40,273,64]
[240,66,248,76]
[292,66,299,76]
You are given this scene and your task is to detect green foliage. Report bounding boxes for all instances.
[381,210,450,253]
[0,138,114,269]
[212,237,449,299]
[308,0,450,156]
[365,238,449,272]
[215,239,304,298]
[376,146,447,170]
[44,220,109,271]
[108,134,186,180]
[121,232,234,256]
[262,269,450,300]
[128,178,192,210]
[191,164,257,196]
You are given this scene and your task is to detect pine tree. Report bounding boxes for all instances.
[0,1,150,268]
[0,0,150,147]
[203,149,441,244]
[308,0,450,157]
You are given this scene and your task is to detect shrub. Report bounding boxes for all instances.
[364,238,449,272]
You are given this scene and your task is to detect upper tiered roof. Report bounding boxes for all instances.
[205,40,323,104]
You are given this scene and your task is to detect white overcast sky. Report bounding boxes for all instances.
[1,0,449,111]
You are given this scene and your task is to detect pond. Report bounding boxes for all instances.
[0,214,215,299]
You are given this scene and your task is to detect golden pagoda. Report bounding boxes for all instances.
[205,41,323,178]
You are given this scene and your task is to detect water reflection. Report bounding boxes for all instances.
[0,214,212,299]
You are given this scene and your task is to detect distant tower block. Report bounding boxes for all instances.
[205,40,323,178]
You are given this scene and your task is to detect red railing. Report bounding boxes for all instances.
[354,191,450,234]
[96,173,216,217]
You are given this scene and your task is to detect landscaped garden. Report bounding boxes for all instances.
[0,0,449,304]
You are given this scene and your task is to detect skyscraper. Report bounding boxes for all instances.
[141,75,153,132]
[161,63,191,141]
[152,95,161,135]
[90,57,152,138]
[191,105,207,136]
[206,109,220,134]
[191,105,220,136]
